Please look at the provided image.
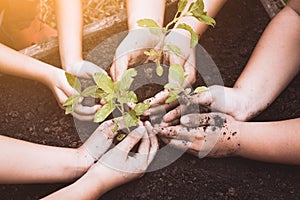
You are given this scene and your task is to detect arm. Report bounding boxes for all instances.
[55,0,83,70]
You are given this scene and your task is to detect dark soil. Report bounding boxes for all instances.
[0,0,299,199]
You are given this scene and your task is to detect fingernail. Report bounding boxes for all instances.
[181,116,190,124]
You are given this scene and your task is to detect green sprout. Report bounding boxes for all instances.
[138,0,216,76]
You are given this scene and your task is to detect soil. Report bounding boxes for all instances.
[0,0,299,199]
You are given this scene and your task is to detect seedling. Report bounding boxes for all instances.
[63,69,150,134]
[138,0,215,76]
[138,0,214,103]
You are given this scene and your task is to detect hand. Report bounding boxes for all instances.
[110,29,161,81]
[155,112,240,158]
[162,85,251,124]
[90,122,158,193]
[48,67,102,121]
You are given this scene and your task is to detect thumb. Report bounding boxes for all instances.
[110,55,129,82]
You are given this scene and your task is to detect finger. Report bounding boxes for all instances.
[82,119,119,159]
[110,54,129,82]
[117,126,146,153]
[138,131,150,154]
[145,121,159,164]
[190,89,213,106]
[169,53,186,69]
[71,112,95,121]
[156,125,206,141]
[53,88,68,107]
[145,100,179,116]
[144,89,170,107]
[159,119,180,128]
[182,51,197,87]
[163,105,187,123]
[160,137,191,152]
[73,104,101,115]
[180,113,225,128]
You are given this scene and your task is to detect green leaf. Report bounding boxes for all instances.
[178,0,188,12]
[124,110,140,128]
[156,64,164,77]
[116,132,127,141]
[168,64,185,86]
[93,89,107,99]
[167,44,181,56]
[112,119,119,133]
[164,82,179,89]
[65,106,74,115]
[194,86,209,94]
[94,102,116,123]
[65,72,81,93]
[193,14,216,27]
[188,0,205,16]
[93,72,114,94]
[137,19,160,28]
[118,68,138,91]
[176,23,199,48]
[133,102,150,116]
[81,85,99,97]
[118,91,138,104]
[63,95,80,107]
[144,49,158,57]
[165,93,179,104]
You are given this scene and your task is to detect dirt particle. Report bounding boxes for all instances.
[211,126,216,131]
[213,115,225,127]
[232,132,237,136]
[223,132,226,135]
[227,137,231,140]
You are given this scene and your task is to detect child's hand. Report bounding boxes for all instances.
[64,60,107,79]
[48,67,101,121]
[90,123,158,192]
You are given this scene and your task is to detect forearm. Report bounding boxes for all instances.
[127,0,166,29]
[42,166,106,200]
[237,118,300,165]
[0,43,59,86]
[175,0,227,36]
[0,135,90,184]
[55,0,83,69]
[233,6,300,119]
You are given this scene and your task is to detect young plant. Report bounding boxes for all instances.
[137,0,216,76]
[63,69,150,134]
[138,0,214,102]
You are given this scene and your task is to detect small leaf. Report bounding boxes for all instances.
[124,110,140,128]
[188,0,204,15]
[156,64,164,77]
[176,23,199,48]
[81,85,99,97]
[168,64,185,86]
[112,119,119,133]
[65,72,81,93]
[164,82,179,89]
[167,44,181,56]
[178,0,188,12]
[116,132,127,141]
[118,68,138,91]
[134,102,150,116]
[65,106,74,115]
[137,19,160,28]
[118,91,138,104]
[144,49,158,57]
[193,14,216,27]
[194,86,209,94]
[94,102,115,123]
[93,72,114,94]
[63,95,80,107]
[165,93,179,104]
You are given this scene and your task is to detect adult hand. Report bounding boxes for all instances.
[110,29,161,82]
[155,112,240,158]
[91,122,158,192]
